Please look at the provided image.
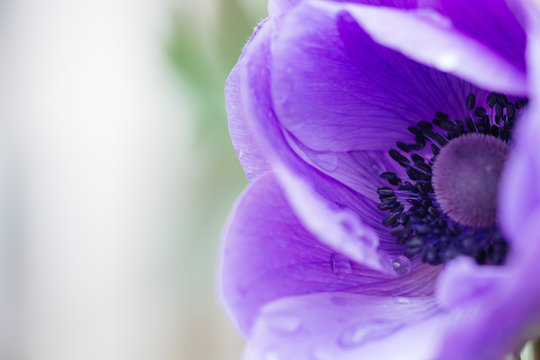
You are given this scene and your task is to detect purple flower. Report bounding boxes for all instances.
[219,0,540,359]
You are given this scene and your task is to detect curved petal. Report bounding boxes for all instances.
[435,257,508,310]
[268,0,418,17]
[270,2,496,154]
[499,109,540,248]
[268,0,300,17]
[245,292,444,360]
[500,3,540,250]
[284,131,401,202]
[225,22,271,182]
[237,14,424,272]
[434,211,540,360]
[219,173,440,336]
[419,0,527,76]
[433,16,540,358]
[334,2,527,95]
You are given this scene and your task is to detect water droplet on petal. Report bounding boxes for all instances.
[416,8,452,28]
[265,315,301,333]
[339,324,371,347]
[330,253,352,275]
[339,320,404,348]
[311,152,339,172]
[391,256,412,275]
[394,297,411,304]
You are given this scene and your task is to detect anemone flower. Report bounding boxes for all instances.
[219,0,540,359]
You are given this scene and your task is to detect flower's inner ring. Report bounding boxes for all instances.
[377,93,528,266]
[432,133,509,228]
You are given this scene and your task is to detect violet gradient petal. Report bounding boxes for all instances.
[500,3,540,251]
[268,0,418,17]
[435,257,508,310]
[268,0,300,17]
[245,292,445,360]
[433,12,540,358]
[499,109,540,247]
[434,212,540,360]
[323,2,528,95]
[419,0,527,76]
[219,173,440,335]
[270,2,492,154]
[236,14,425,272]
[284,131,401,201]
[225,23,271,182]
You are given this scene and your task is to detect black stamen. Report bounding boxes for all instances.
[435,112,449,120]
[389,149,410,164]
[377,92,527,267]
[408,126,423,136]
[377,187,394,196]
[396,142,410,153]
[474,107,487,117]
[436,119,456,131]
[466,93,475,110]
[417,121,433,131]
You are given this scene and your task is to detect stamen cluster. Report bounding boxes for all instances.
[377,93,527,266]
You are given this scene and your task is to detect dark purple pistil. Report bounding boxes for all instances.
[377,92,528,266]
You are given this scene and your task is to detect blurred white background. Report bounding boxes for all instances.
[0,0,265,359]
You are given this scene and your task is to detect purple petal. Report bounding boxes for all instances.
[500,3,540,250]
[268,0,417,17]
[419,0,527,77]
[284,133,401,201]
[245,292,444,360]
[225,23,271,182]
[331,2,527,95]
[435,257,507,309]
[237,15,425,272]
[268,0,300,17]
[273,164,417,269]
[271,2,492,154]
[498,110,540,248]
[433,14,540,357]
[219,173,440,335]
[434,214,540,360]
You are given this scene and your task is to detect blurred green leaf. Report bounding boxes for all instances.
[165,0,266,301]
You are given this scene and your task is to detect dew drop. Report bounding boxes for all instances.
[339,324,372,347]
[416,8,452,28]
[265,314,301,333]
[330,253,352,275]
[391,256,412,275]
[394,297,411,304]
[311,152,339,172]
[339,320,404,348]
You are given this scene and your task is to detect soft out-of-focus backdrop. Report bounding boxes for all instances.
[0,0,265,359]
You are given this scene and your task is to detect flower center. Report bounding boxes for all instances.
[432,133,509,228]
[376,92,527,266]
